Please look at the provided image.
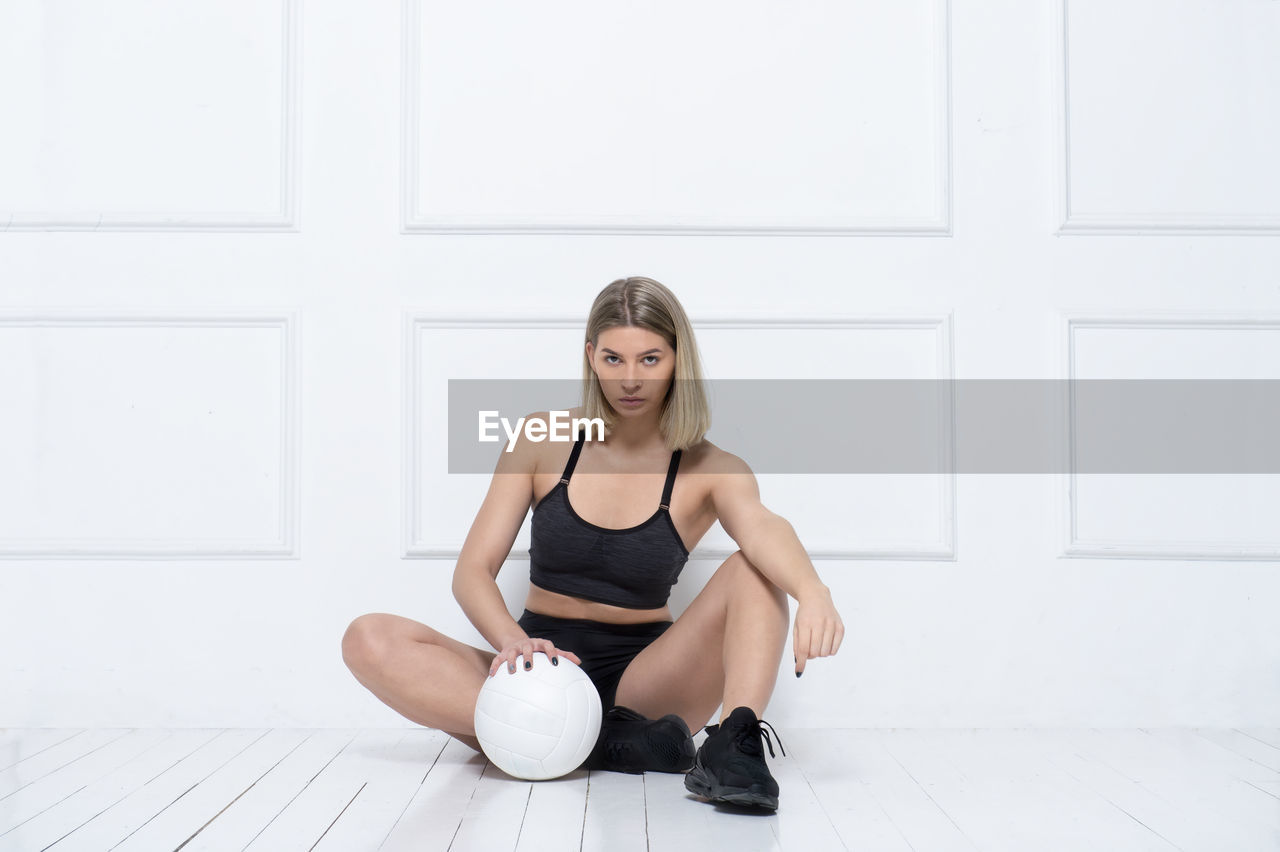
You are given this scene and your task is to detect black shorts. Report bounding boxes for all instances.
[515,608,673,711]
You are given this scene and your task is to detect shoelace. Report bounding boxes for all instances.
[732,717,786,760]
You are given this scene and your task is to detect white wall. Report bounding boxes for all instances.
[2,0,1278,729]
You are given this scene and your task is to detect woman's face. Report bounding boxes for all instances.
[586,325,676,417]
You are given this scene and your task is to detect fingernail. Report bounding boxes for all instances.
[795,670,802,678]
[552,657,559,666]
[524,661,531,670]
[508,665,515,673]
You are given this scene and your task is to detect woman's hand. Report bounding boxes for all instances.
[488,636,583,678]
[793,585,844,677]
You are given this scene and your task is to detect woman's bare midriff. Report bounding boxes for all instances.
[525,582,672,625]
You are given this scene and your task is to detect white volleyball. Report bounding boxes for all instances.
[473,651,602,780]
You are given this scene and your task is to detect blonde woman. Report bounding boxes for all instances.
[342,276,844,811]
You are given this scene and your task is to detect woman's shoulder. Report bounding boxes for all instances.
[679,437,753,476]
[496,407,583,475]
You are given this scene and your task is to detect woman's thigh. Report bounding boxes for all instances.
[343,612,496,680]
[611,552,759,731]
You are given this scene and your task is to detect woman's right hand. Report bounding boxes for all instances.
[489,636,583,678]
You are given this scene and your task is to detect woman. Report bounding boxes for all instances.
[342,276,844,811]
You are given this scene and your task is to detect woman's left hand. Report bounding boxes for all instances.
[793,585,844,676]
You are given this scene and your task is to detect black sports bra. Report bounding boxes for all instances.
[528,434,690,610]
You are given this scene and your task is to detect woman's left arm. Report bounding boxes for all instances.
[711,457,845,676]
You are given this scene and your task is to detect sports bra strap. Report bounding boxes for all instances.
[561,437,681,509]
[559,434,585,484]
[659,449,682,510]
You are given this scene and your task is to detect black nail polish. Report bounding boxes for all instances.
[795,670,802,678]
[552,657,559,666]
[524,660,531,670]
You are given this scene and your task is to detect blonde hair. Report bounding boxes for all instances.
[581,277,710,451]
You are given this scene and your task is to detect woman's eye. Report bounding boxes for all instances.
[603,355,660,365]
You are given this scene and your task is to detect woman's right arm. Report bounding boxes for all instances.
[451,412,582,674]
[451,421,538,651]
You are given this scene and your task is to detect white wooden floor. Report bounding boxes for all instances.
[1,727,1277,852]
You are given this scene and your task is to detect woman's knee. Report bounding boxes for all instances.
[721,550,789,608]
[342,613,423,672]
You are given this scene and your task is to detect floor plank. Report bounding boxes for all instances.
[1192,728,1280,775]
[826,729,976,852]
[0,727,1269,851]
[0,731,88,774]
[1066,728,1280,850]
[45,729,268,851]
[1038,728,1272,852]
[581,770,646,852]
[2,731,220,852]
[311,729,450,851]
[244,729,430,852]
[180,729,357,851]
[512,765,589,852]
[443,758,534,851]
[1238,728,1280,751]
[915,729,1177,852]
[0,729,171,847]
[110,728,309,851]
[0,730,131,799]
[378,738,490,852]
[783,729,914,851]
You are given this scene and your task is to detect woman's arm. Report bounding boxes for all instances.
[450,414,545,652]
[452,564,526,653]
[710,454,844,676]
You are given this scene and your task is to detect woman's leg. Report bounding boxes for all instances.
[611,550,789,733]
[341,613,497,753]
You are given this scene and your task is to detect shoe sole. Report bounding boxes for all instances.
[683,765,779,811]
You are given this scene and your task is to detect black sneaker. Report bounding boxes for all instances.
[683,705,786,810]
[581,705,696,774]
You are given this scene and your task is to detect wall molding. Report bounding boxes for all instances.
[0,311,301,558]
[1,0,301,233]
[1059,312,1280,560]
[401,0,953,235]
[403,313,957,560]
[1052,0,1280,235]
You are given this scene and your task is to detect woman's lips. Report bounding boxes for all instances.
[618,397,644,407]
